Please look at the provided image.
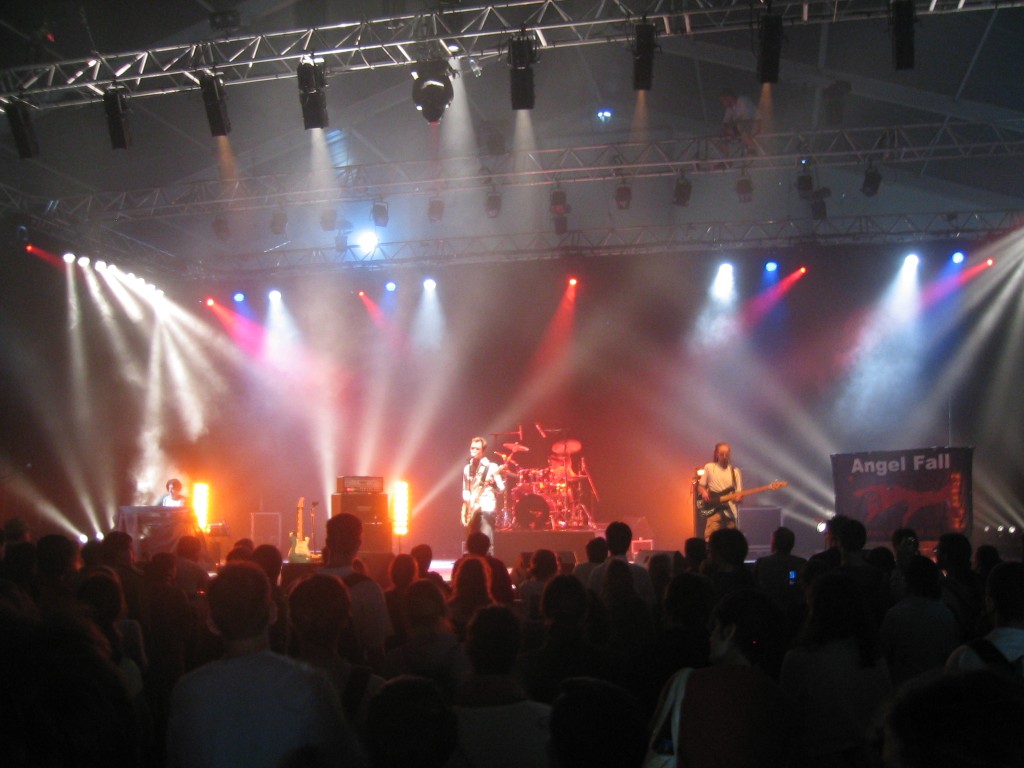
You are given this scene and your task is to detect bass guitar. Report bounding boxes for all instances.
[697,481,789,518]
[288,496,311,562]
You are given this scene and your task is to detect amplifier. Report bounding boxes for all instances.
[338,475,385,494]
[331,492,389,524]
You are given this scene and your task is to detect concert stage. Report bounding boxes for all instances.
[492,528,597,565]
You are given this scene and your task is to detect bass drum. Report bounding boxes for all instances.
[513,493,556,530]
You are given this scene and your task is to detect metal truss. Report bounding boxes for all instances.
[3,0,1021,108]
[5,120,1023,222]
[195,209,1023,279]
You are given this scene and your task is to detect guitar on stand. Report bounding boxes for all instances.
[288,496,311,562]
[696,481,789,517]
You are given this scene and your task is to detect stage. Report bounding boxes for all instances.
[492,528,597,566]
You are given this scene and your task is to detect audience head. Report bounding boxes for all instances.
[389,553,419,590]
[604,522,633,558]
[801,571,878,666]
[143,552,177,584]
[76,569,125,627]
[465,532,492,557]
[883,670,1024,768]
[707,528,749,568]
[175,534,203,562]
[549,678,647,768]
[452,556,491,603]
[224,546,253,563]
[866,546,896,574]
[403,579,449,634]
[250,544,283,584]
[683,537,708,571]
[585,536,608,564]
[366,676,458,768]
[903,555,942,600]
[207,561,273,643]
[35,534,79,579]
[824,515,851,549]
[836,518,868,554]
[986,561,1024,627]
[410,543,434,574]
[711,588,787,677]
[100,531,133,568]
[891,527,918,552]
[233,538,255,552]
[529,549,559,581]
[325,513,362,563]
[288,573,351,648]
[466,605,520,676]
[973,544,1002,578]
[2,516,30,544]
[664,572,716,629]
[936,532,972,577]
[770,527,796,556]
[542,574,588,625]
[646,553,673,594]
[79,539,105,569]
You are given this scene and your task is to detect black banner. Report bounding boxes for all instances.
[830,447,972,542]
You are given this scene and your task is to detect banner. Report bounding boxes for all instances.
[830,447,972,542]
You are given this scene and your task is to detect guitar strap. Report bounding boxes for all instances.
[725,466,738,522]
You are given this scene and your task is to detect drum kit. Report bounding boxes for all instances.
[492,426,599,531]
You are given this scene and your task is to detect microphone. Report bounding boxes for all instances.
[535,423,547,439]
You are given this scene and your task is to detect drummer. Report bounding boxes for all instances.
[547,455,578,483]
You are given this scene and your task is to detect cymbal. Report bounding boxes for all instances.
[503,442,530,453]
[551,439,582,455]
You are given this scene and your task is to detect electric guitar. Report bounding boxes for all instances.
[460,461,509,527]
[697,481,789,518]
[288,496,311,562]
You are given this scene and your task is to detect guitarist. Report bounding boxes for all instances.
[462,436,505,544]
[698,442,744,541]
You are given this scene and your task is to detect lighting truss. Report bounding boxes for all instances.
[1,0,1020,108]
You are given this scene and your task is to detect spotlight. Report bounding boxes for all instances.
[78,533,89,545]
[212,215,231,240]
[297,55,329,129]
[904,253,919,268]
[800,267,807,274]
[63,252,76,264]
[614,182,632,210]
[357,231,379,252]
[270,208,288,236]
[427,197,445,223]
[736,175,753,203]
[765,261,778,272]
[209,10,241,33]
[816,521,828,534]
[568,277,578,286]
[423,278,437,291]
[95,260,108,272]
[4,99,40,159]
[319,208,338,231]
[632,20,657,91]
[596,109,612,123]
[371,200,389,228]
[199,72,231,136]
[233,292,245,303]
[672,174,692,207]
[411,60,455,124]
[507,25,539,110]
[77,256,90,267]
[861,163,882,197]
[206,297,215,306]
[986,258,994,267]
[385,281,397,292]
[550,188,570,217]
[951,251,965,265]
[358,290,366,297]
[103,85,133,149]
[485,188,502,218]
[758,13,783,84]
[891,0,915,70]
[268,289,282,301]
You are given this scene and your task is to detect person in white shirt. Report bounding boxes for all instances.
[159,478,188,507]
[947,561,1024,675]
[698,443,744,542]
[462,436,506,544]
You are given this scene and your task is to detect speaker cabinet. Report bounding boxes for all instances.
[330,493,388,523]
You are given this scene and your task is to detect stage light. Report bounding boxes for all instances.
[385,281,397,292]
[485,188,502,218]
[891,0,915,70]
[206,298,215,306]
[192,482,210,531]
[861,163,882,197]
[371,200,389,227]
[233,292,245,303]
[796,170,814,200]
[904,253,919,268]
[77,256,90,267]
[103,85,132,149]
[199,72,231,136]
[356,231,379,253]
[736,175,753,203]
[986,258,994,266]
[550,188,570,216]
[358,290,366,297]
[270,208,288,236]
[816,521,828,534]
[615,182,632,210]
[423,278,437,291]
[319,208,338,231]
[800,267,807,274]
[268,289,282,301]
[951,251,965,264]
[297,56,329,129]
[765,261,778,272]
[334,233,348,253]
[507,25,539,110]
[4,99,40,159]
[568,277,578,286]
[711,263,735,302]
[78,533,89,544]
[391,481,410,537]
[758,13,783,84]
[94,260,108,272]
[63,252,76,264]
[411,60,455,124]
[672,174,692,207]
[427,197,445,223]
[632,20,657,91]
[596,109,612,123]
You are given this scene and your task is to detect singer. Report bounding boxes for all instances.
[461,436,505,543]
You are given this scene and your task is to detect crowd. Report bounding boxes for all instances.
[1,512,1022,768]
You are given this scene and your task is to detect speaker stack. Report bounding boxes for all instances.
[331,475,392,554]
